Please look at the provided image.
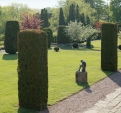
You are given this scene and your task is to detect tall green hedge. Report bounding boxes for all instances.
[4,21,20,54]
[101,23,117,71]
[57,26,70,44]
[42,28,54,43]
[42,29,51,48]
[17,30,48,111]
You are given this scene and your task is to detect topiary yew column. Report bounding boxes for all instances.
[17,29,48,111]
[101,23,118,71]
[4,21,20,54]
[42,29,51,48]
[57,26,70,44]
[42,28,54,43]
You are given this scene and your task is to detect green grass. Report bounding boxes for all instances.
[0,40,121,113]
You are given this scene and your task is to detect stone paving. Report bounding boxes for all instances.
[83,88,121,113]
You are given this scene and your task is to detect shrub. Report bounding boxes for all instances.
[72,43,78,48]
[46,31,51,48]
[42,29,51,48]
[18,30,48,111]
[4,21,20,54]
[65,21,98,42]
[57,26,70,44]
[118,45,121,50]
[42,28,54,43]
[54,46,59,52]
[64,21,84,41]
[101,23,117,71]
[20,13,42,30]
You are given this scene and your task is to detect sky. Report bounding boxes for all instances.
[0,0,59,9]
[0,0,108,9]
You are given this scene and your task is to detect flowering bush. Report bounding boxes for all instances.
[20,13,43,30]
[64,21,84,41]
[94,21,103,30]
[65,21,98,42]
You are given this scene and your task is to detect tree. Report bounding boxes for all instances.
[68,4,75,22]
[49,8,60,35]
[4,21,20,54]
[110,0,121,22]
[84,0,105,9]
[59,7,65,25]
[91,0,105,21]
[18,30,48,111]
[86,16,90,25]
[40,9,44,20]
[65,21,84,41]
[75,5,80,22]
[50,0,97,35]
[80,13,86,26]
[0,3,36,34]
[57,26,70,44]
[20,13,42,30]
[84,0,94,8]
[60,0,96,24]
[101,23,117,71]
[84,0,106,21]
[65,21,98,46]
[44,9,49,27]
[40,8,49,28]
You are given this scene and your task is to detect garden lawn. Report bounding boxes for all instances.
[0,40,121,113]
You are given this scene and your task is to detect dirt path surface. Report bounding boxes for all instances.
[0,50,5,54]
[39,71,121,113]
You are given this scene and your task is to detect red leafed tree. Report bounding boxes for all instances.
[20,13,43,30]
[94,21,103,30]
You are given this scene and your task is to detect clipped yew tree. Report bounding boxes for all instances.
[4,21,20,54]
[43,28,54,42]
[18,13,48,111]
[57,26,70,44]
[101,23,117,71]
[42,29,51,48]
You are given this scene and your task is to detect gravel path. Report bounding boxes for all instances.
[39,71,121,113]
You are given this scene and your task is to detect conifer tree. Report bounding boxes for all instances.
[75,5,80,22]
[40,9,44,20]
[68,4,75,22]
[40,8,49,28]
[71,4,75,21]
[44,9,49,27]
[68,5,72,22]
[80,13,86,26]
[86,16,90,25]
[59,7,65,25]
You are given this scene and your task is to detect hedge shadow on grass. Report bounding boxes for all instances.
[18,108,37,113]
[87,48,101,51]
[58,45,101,51]
[59,46,84,50]
[58,46,73,50]
[2,53,18,60]
[18,107,49,113]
